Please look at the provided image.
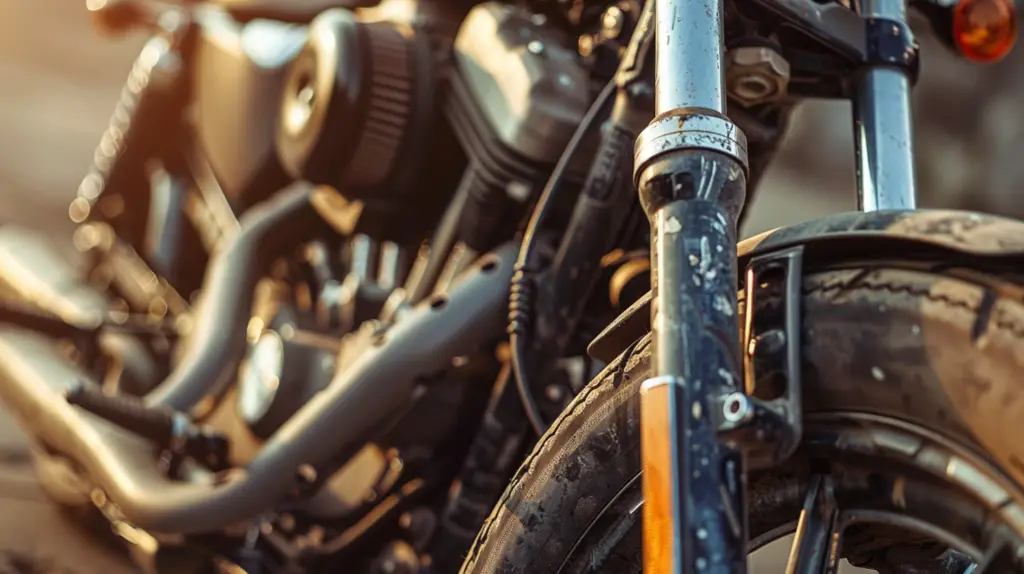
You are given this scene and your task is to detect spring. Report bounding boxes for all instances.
[506,265,536,336]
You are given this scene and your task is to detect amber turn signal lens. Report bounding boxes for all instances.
[640,382,675,574]
[953,0,1018,63]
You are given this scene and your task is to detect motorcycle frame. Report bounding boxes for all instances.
[72,7,303,303]
[632,0,919,568]
[1,0,948,559]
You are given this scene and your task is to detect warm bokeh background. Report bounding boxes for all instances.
[0,1,1021,571]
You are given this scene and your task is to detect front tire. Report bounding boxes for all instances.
[461,264,1024,573]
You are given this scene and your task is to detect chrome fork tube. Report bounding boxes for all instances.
[853,0,918,210]
[635,0,749,570]
[654,0,726,112]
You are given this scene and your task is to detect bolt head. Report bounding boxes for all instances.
[725,46,791,107]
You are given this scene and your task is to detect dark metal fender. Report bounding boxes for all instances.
[587,209,1024,363]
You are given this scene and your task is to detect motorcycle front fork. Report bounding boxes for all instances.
[634,0,918,569]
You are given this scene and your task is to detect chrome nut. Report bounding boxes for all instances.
[726,46,791,107]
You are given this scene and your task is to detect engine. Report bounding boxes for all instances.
[201,1,606,566]
[445,2,593,252]
[274,0,594,250]
[246,0,598,458]
[275,7,462,243]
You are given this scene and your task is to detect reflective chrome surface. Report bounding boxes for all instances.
[237,331,284,424]
[377,241,403,291]
[853,0,918,211]
[654,0,726,113]
[634,112,749,175]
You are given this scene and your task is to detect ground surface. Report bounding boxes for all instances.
[0,0,142,457]
[0,3,142,571]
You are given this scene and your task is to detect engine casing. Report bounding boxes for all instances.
[445,2,594,251]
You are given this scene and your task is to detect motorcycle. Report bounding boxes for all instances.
[0,0,1020,571]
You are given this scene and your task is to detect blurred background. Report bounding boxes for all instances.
[0,0,1021,572]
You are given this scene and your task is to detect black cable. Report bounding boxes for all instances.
[508,79,617,436]
[515,80,617,270]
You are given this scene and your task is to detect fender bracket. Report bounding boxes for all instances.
[588,209,1024,364]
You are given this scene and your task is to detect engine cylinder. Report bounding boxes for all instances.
[445,3,593,252]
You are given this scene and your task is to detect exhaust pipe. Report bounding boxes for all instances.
[0,225,107,329]
[0,227,168,396]
[0,242,516,534]
[0,184,326,409]
[144,183,328,412]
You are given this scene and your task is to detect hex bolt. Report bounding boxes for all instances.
[725,46,791,107]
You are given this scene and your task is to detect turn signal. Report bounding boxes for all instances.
[640,381,675,574]
[953,0,1018,63]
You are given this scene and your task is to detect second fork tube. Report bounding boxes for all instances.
[638,0,749,570]
[852,0,918,210]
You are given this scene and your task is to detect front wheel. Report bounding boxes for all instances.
[461,263,1024,573]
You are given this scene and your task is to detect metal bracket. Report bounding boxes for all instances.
[864,17,920,82]
[718,245,804,469]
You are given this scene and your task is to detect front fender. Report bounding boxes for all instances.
[587,209,1024,363]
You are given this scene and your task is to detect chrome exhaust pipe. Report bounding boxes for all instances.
[144,183,329,411]
[0,243,516,534]
[0,225,107,328]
